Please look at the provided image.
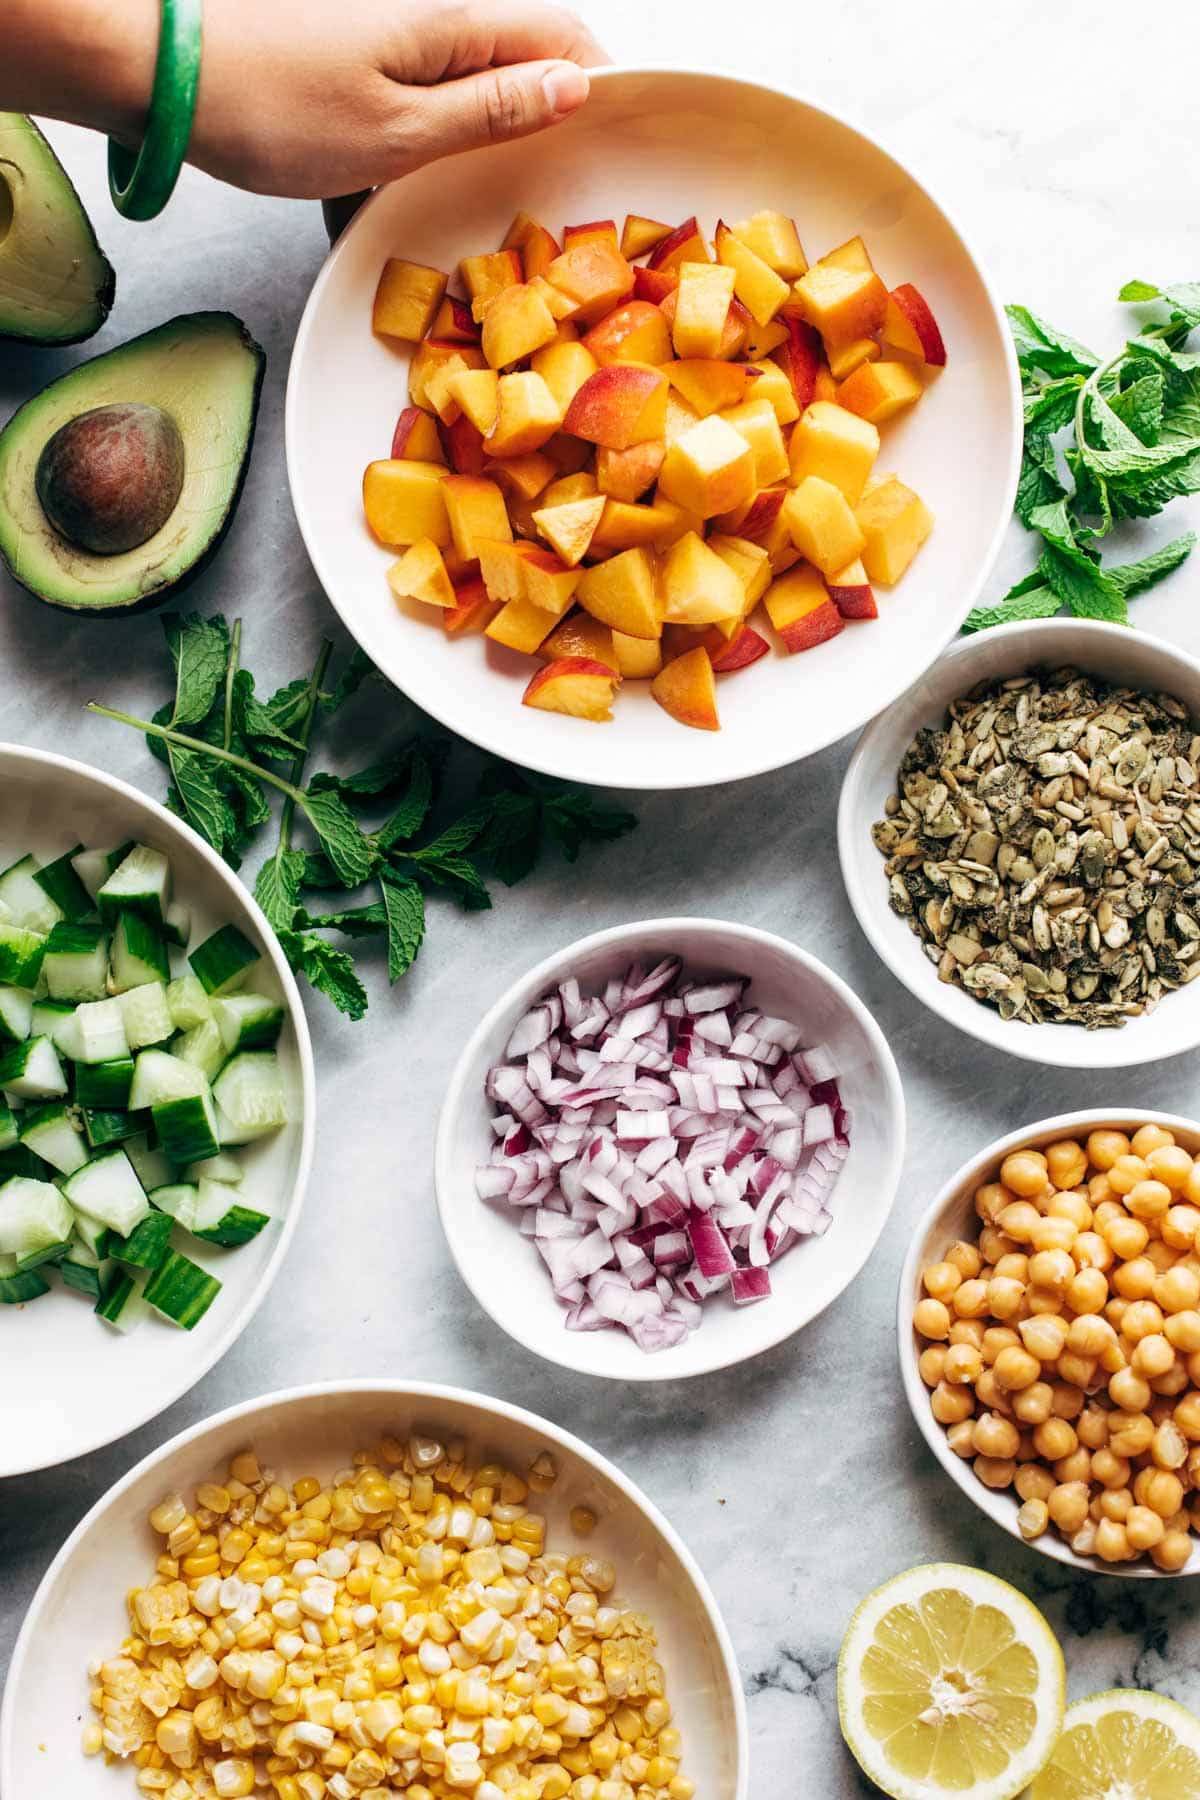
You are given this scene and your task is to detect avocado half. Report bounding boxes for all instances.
[0,113,115,345]
[0,312,265,615]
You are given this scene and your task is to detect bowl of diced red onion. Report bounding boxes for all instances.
[435,918,906,1379]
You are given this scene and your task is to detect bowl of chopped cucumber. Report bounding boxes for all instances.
[0,744,315,1475]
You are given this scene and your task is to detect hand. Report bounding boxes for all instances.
[189,0,608,198]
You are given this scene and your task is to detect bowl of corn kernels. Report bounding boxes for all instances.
[900,1111,1200,1577]
[0,1381,747,1798]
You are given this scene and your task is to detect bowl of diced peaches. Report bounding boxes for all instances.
[287,67,1020,788]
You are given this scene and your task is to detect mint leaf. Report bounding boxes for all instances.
[1023,377,1083,435]
[298,902,387,936]
[1109,532,1197,597]
[1119,280,1200,327]
[544,790,638,863]
[380,873,426,981]
[1015,433,1067,528]
[254,848,306,934]
[278,929,368,1021]
[299,787,376,887]
[411,801,492,863]
[165,614,231,727]
[320,648,375,714]
[962,570,1062,634]
[1119,279,1162,303]
[232,671,304,763]
[1007,305,1098,381]
[415,851,492,911]
[473,791,542,886]
[172,750,239,852]
[1109,371,1163,445]
[375,755,436,850]
[1038,542,1127,623]
[297,852,343,889]
[264,676,315,736]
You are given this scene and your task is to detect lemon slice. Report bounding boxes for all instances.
[837,1562,1065,1800]
[1031,1689,1200,1798]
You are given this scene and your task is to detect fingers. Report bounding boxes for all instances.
[402,55,590,164]
[394,1,610,84]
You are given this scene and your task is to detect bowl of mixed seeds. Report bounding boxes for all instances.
[838,618,1200,1067]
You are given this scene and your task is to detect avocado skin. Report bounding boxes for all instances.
[0,114,116,346]
[0,312,266,616]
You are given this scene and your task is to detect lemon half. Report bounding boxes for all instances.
[837,1563,1065,1799]
[1031,1689,1200,1799]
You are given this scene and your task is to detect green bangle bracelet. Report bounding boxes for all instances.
[108,0,203,221]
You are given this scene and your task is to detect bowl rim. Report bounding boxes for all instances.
[0,741,317,1476]
[0,1376,750,1797]
[837,614,1200,1069]
[434,914,907,1380]
[283,60,1023,792]
[897,1106,1200,1580]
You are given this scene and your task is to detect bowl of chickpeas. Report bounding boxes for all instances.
[900,1112,1200,1576]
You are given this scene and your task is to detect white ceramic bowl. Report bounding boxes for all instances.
[0,746,315,1475]
[435,917,905,1379]
[0,1379,748,1795]
[286,65,1019,791]
[839,616,1200,1069]
[898,1109,1200,1578]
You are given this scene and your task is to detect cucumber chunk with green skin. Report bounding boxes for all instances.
[33,846,94,923]
[0,1101,17,1152]
[112,1208,173,1270]
[73,996,129,1064]
[15,1237,71,1271]
[19,1100,87,1174]
[95,1265,149,1331]
[149,1183,198,1226]
[163,901,191,948]
[42,921,108,1000]
[124,1135,175,1195]
[213,993,284,1054]
[0,1034,67,1098]
[128,1048,205,1111]
[190,924,260,996]
[74,1056,134,1109]
[0,1174,75,1255]
[0,1145,46,1181]
[143,1250,220,1329]
[0,922,47,988]
[84,1107,143,1149]
[71,1209,116,1257]
[29,997,74,1051]
[110,911,169,992]
[116,981,174,1049]
[62,1146,149,1237]
[193,1178,269,1246]
[0,1265,50,1303]
[60,1249,105,1297]
[0,987,33,1041]
[71,843,132,901]
[213,1052,286,1143]
[166,973,211,1032]
[97,845,171,927]
[153,1089,220,1164]
[174,1019,225,1083]
[0,855,63,935]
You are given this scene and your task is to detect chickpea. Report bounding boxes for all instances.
[1126,1505,1167,1553]
[1152,1363,1190,1399]
[1132,1124,1175,1159]
[1045,1140,1088,1189]
[1185,1160,1200,1206]
[1054,1447,1093,1485]
[1033,1418,1077,1462]
[1095,1519,1132,1563]
[919,1345,948,1387]
[975,1181,1013,1225]
[1151,1531,1194,1573]
[1047,1480,1091,1534]
[1031,1217,1079,1257]
[1088,1130,1131,1171]
[1110,1155,1151,1196]
[998,1201,1042,1243]
[1098,1487,1134,1523]
[949,1318,987,1350]
[946,1239,984,1279]
[994,1346,1042,1392]
[994,1252,1030,1282]
[973,1413,1021,1460]
[1066,1315,1113,1359]
[1057,1351,1099,1391]
[979,1226,1017,1266]
[1188,1446,1200,1487]
[1026,1287,1064,1318]
[974,1455,1016,1491]
[952,1279,990,1320]
[975,1371,1012,1415]
[1072,1521,1100,1557]
[1135,1468,1184,1517]
[1051,1382,1086,1420]
[1170,1314,1200,1354]
[1028,1249,1075,1294]
[1156,1266,1200,1315]
[1132,1335,1176,1381]
[1020,1316,1069,1362]
[986,1277,1026,1322]
[1127,1180,1172,1224]
[1145,1241,1176,1275]
[1105,1219,1152,1265]
[1065,1268,1109,1317]
[1108,1412,1155,1459]
[1073,1231,1113,1273]
[1091,1447,1132,1489]
[1001,1150,1050,1199]
[1093,1199,1125,1230]
[1149,1146,1195,1195]
[1013,1382,1054,1426]
[923,1261,963,1302]
[946,1420,976,1460]
[1048,1191,1093,1231]
[1163,1206,1200,1251]
[1174,1394,1200,1443]
[1016,1464,1057,1504]
[1152,1422,1189,1471]
[1098,1336,1128,1377]
[1090,1174,1117,1208]
[1017,1498,1050,1540]
[1106,1297,1131,1332]
[943,1344,983,1387]
[914,1298,952,1341]
[1122,1299,1165,1342]
[1076,1405,1111,1450]
[1109,1368,1152,1412]
[931,1382,974,1425]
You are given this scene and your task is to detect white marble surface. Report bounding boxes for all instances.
[4,4,1200,1790]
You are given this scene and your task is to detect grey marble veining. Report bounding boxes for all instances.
[3,5,1200,1791]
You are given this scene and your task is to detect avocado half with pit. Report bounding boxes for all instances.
[0,312,265,614]
[0,113,115,344]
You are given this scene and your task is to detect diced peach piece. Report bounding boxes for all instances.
[710,624,771,672]
[583,301,672,367]
[813,366,839,404]
[429,294,481,343]
[882,283,947,366]
[793,265,888,347]
[486,597,560,654]
[827,557,878,620]
[563,364,667,450]
[423,352,474,425]
[372,258,448,342]
[410,339,486,411]
[647,217,711,272]
[856,477,933,584]
[838,360,925,424]
[532,495,606,567]
[363,459,449,547]
[651,647,718,731]
[827,336,880,382]
[666,359,748,417]
[742,318,790,361]
[660,531,745,625]
[620,215,672,260]
[781,476,866,576]
[478,538,532,604]
[707,534,772,610]
[391,406,445,463]
[715,485,786,542]
[563,219,618,252]
[590,500,669,553]
[612,630,663,678]
[523,656,619,721]
[440,413,488,475]
[645,496,705,549]
[530,341,599,416]
[773,318,822,408]
[443,576,500,636]
[445,368,500,436]
[545,243,635,325]
[672,261,737,358]
[659,415,756,519]
[486,452,555,504]
[764,564,845,653]
[718,397,789,487]
[664,388,701,445]
[461,249,523,321]
[633,265,678,305]
[787,401,880,505]
[816,235,875,275]
[540,471,598,507]
[540,612,618,670]
[502,212,562,282]
[576,547,661,638]
[659,287,749,361]
[728,210,807,279]
[522,547,583,614]
[742,360,798,426]
[481,283,559,368]
[528,274,581,322]
[715,222,790,326]
[661,623,712,662]
[595,439,665,502]
[441,474,512,562]
[542,433,594,476]
[386,537,456,609]
[484,372,563,457]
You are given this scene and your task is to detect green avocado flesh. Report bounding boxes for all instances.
[0,113,114,344]
[0,312,265,613]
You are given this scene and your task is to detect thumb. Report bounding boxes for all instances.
[407,59,590,163]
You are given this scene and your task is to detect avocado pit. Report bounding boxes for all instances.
[35,401,184,555]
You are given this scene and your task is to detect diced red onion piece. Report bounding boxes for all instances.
[732,1267,772,1305]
